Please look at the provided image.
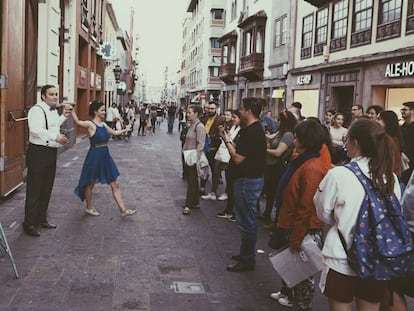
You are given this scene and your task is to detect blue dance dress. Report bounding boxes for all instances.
[74,122,120,201]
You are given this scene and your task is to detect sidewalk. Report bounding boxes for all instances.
[0,121,407,310]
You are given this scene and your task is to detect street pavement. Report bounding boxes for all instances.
[0,120,411,311]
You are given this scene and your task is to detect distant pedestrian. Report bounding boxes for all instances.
[167,103,177,134]
[220,97,266,272]
[71,101,137,217]
[23,84,73,237]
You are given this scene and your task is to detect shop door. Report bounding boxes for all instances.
[331,86,354,127]
[0,0,37,196]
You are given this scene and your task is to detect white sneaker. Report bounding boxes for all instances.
[201,193,217,200]
[217,193,228,201]
[278,297,293,307]
[270,291,287,301]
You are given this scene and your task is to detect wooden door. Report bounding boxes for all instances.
[0,0,37,196]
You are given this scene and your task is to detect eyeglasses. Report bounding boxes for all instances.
[400,108,412,112]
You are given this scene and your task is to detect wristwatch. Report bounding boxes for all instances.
[225,141,232,144]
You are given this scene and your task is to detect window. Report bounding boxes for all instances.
[315,8,328,44]
[351,0,373,47]
[377,0,402,40]
[274,15,288,48]
[301,14,313,58]
[353,0,373,32]
[379,0,401,23]
[407,0,414,33]
[222,46,228,64]
[212,9,224,20]
[212,56,221,64]
[332,0,348,39]
[209,66,219,77]
[330,0,348,51]
[211,38,221,48]
[244,30,253,55]
[231,0,237,20]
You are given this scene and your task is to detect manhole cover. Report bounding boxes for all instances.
[170,281,205,294]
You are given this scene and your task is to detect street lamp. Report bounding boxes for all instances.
[113,65,122,83]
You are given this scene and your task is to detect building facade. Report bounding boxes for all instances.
[289,0,414,124]
[182,0,227,107]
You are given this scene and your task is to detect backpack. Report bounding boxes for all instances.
[195,123,210,154]
[339,161,414,280]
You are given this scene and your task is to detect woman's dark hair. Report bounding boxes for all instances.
[306,117,336,159]
[294,119,325,153]
[188,104,203,116]
[378,110,403,152]
[231,109,241,120]
[348,119,395,194]
[89,100,105,117]
[366,105,384,115]
[278,110,297,136]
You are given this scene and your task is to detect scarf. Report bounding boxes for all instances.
[274,151,320,219]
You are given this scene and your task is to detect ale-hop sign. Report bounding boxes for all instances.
[385,61,414,78]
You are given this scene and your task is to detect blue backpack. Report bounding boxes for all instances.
[339,162,414,280]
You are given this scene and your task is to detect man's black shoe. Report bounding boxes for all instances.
[231,255,243,262]
[226,262,254,272]
[39,222,57,229]
[23,224,40,237]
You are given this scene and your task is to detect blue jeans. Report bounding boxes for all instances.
[233,177,264,265]
[167,116,175,133]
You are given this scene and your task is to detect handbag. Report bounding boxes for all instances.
[183,149,197,166]
[214,141,230,163]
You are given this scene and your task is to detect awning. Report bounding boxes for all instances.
[303,0,331,7]
[272,89,285,98]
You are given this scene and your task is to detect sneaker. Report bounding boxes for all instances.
[201,193,217,200]
[228,215,236,222]
[278,297,293,307]
[270,291,287,301]
[217,193,228,201]
[216,212,232,219]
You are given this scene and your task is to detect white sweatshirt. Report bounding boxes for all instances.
[314,157,401,276]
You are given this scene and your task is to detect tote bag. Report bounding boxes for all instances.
[183,149,197,166]
[214,141,230,163]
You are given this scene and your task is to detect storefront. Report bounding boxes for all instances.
[288,51,414,125]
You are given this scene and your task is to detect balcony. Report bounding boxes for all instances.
[240,53,264,81]
[376,20,401,42]
[219,63,236,84]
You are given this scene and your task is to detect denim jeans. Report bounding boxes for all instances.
[233,176,264,265]
[167,116,175,133]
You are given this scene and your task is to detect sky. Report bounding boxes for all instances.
[111,0,189,87]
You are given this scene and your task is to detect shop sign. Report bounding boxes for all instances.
[297,75,312,85]
[385,61,414,78]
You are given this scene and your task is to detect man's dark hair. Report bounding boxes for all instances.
[353,104,363,111]
[403,101,414,110]
[292,101,302,110]
[241,97,263,118]
[40,84,55,101]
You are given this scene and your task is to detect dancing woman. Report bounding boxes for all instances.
[72,101,137,217]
